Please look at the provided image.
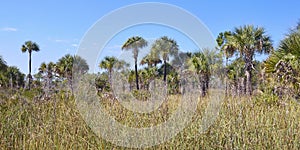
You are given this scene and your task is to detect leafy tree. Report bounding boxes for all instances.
[122,36,148,90]
[151,36,179,82]
[21,41,40,89]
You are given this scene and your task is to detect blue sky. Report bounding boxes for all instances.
[0,0,299,74]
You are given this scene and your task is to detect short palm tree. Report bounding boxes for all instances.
[187,52,210,97]
[21,41,40,89]
[122,36,148,90]
[56,54,88,93]
[151,36,179,82]
[0,56,8,87]
[99,56,118,84]
[264,24,300,96]
[217,31,236,95]
[0,55,7,71]
[39,62,56,89]
[140,53,162,68]
[57,54,73,81]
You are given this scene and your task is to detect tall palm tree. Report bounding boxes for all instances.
[122,36,148,90]
[151,36,179,82]
[21,41,40,89]
[219,25,272,95]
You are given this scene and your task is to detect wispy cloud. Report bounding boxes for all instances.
[1,27,18,32]
[106,45,122,49]
[54,39,69,43]
[71,44,78,47]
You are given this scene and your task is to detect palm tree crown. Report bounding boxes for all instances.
[151,36,179,82]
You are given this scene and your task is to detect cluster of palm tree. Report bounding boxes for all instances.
[19,41,88,93]
[216,21,300,100]
[35,54,89,95]
[3,21,299,101]
[217,25,273,96]
[98,36,220,96]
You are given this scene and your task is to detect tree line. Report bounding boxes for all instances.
[1,21,299,100]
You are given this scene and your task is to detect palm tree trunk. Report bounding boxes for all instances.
[28,51,32,89]
[109,69,112,86]
[225,57,228,96]
[245,68,252,96]
[135,61,139,90]
[29,51,32,75]
[245,53,253,96]
[200,74,206,97]
[163,60,167,82]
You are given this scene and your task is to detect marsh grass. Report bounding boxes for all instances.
[1,89,300,149]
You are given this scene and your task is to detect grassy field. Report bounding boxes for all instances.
[1,89,300,149]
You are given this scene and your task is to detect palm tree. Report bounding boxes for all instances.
[219,25,273,95]
[187,52,210,97]
[5,66,25,89]
[39,62,56,90]
[0,56,7,71]
[264,23,300,97]
[151,36,179,82]
[0,56,8,87]
[56,54,89,93]
[140,53,162,68]
[21,41,40,89]
[99,56,118,84]
[57,54,73,81]
[122,36,148,90]
[227,58,246,96]
[217,31,235,96]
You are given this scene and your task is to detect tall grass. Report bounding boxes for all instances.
[1,89,300,149]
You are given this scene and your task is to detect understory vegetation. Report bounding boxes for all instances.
[1,89,300,149]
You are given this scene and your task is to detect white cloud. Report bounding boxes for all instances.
[1,27,17,32]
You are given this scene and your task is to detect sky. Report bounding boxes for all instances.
[0,0,300,74]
